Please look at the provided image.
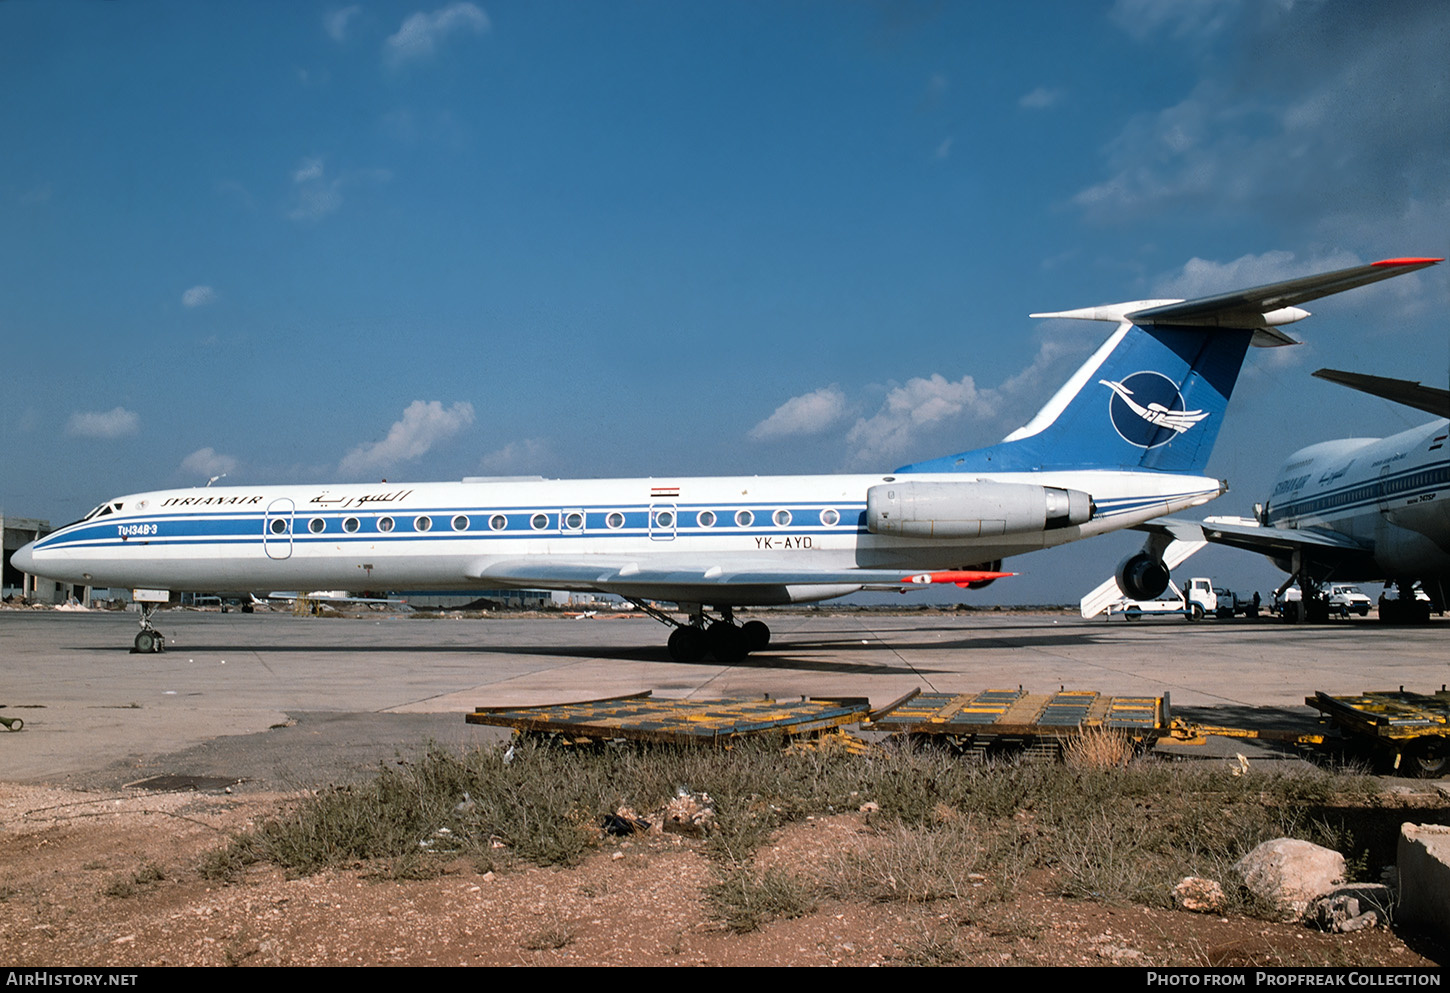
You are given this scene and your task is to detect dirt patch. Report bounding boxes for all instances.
[0,782,1441,967]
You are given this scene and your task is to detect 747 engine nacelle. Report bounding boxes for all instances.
[866,481,1093,540]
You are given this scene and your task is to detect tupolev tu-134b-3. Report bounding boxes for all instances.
[13,256,1438,659]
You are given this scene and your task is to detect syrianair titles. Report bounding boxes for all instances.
[13,256,1438,657]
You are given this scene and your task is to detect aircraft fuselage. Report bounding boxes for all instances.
[1263,419,1450,581]
[17,469,1224,603]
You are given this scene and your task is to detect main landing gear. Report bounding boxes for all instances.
[1378,580,1435,625]
[1276,552,1330,624]
[630,601,770,663]
[131,603,166,654]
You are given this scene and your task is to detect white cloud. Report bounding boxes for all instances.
[1108,0,1239,42]
[289,156,338,221]
[385,3,489,67]
[749,387,847,441]
[180,447,238,479]
[841,330,1095,468]
[287,157,391,222]
[477,438,550,474]
[325,5,361,43]
[1018,86,1063,110]
[1077,1,1450,248]
[293,157,325,183]
[289,186,343,221]
[933,137,953,161]
[846,374,992,466]
[181,285,215,308]
[339,400,475,475]
[67,407,140,439]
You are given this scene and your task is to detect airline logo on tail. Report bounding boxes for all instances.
[1100,373,1210,448]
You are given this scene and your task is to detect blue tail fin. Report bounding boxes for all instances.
[899,323,1253,475]
[898,256,1441,476]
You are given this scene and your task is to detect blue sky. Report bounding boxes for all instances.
[3,0,1446,603]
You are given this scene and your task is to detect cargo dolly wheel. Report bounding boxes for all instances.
[1407,737,1448,779]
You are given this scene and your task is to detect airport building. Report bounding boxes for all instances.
[1,514,75,603]
[403,589,559,609]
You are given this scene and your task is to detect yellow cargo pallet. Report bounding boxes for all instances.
[1306,688,1450,776]
[466,691,871,745]
[1307,688,1450,741]
[867,688,1167,742]
[464,686,1449,777]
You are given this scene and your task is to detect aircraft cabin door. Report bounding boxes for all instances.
[1377,463,1401,524]
[263,498,295,559]
[649,503,677,541]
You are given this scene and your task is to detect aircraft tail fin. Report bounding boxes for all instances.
[900,321,1253,474]
[898,257,1440,476]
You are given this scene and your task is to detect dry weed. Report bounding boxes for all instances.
[1063,727,1134,769]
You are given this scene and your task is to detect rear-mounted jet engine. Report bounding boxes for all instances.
[866,481,1093,540]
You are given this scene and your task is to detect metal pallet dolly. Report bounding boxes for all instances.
[1306,687,1450,777]
[865,687,1168,759]
[466,691,872,747]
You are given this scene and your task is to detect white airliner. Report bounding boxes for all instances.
[13,257,1438,656]
[1137,366,1450,622]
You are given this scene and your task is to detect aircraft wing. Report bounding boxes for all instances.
[1139,516,1372,558]
[1312,368,1450,419]
[467,559,1012,594]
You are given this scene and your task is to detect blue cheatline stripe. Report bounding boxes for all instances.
[1089,491,1217,518]
[38,503,875,552]
[45,525,873,553]
[1267,460,1449,525]
[39,490,1222,552]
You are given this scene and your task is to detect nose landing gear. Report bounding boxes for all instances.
[130,602,166,654]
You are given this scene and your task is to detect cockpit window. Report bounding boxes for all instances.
[68,502,120,529]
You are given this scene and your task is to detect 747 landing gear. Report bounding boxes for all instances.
[131,603,166,654]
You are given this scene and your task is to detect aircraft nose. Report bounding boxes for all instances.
[10,540,36,575]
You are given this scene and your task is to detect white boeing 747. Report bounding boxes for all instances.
[1137,366,1449,623]
[13,257,1438,656]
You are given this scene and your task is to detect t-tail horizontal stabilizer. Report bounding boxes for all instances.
[1031,257,1442,340]
[900,256,1440,477]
